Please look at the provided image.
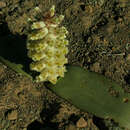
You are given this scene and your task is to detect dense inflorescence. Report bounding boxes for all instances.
[27,5,69,84]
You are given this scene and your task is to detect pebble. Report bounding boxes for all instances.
[76,117,88,128]
[0,1,6,8]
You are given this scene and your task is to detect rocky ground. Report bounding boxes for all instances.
[0,0,129,129]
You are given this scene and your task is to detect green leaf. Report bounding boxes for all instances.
[51,66,130,129]
[0,56,32,79]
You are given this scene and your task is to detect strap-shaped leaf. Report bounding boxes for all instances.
[51,66,130,129]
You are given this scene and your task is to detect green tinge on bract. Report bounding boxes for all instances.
[51,66,130,129]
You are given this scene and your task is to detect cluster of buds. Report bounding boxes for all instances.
[27,5,69,84]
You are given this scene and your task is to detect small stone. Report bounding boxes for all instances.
[7,110,18,120]
[76,117,88,128]
[0,1,6,8]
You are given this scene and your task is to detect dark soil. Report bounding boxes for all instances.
[0,0,129,129]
